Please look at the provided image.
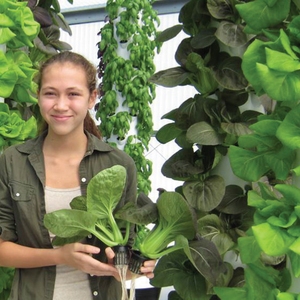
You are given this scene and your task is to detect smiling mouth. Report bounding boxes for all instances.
[52,115,71,121]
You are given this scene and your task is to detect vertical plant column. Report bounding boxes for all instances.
[97,0,161,195]
[0,43,6,103]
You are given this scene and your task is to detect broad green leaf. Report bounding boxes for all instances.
[183,175,225,211]
[161,148,204,180]
[149,67,190,87]
[238,236,261,264]
[207,0,235,19]
[183,238,229,286]
[151,250,209,300]
[236,0,290,34]
[44,209,97,238]
[245,262,279,300]
[70,196,87,211]
[156,24,183,43]
[277,104,300,149]
[252,223,295,256]
[256,63,300,102]
[186,121,224,145]
[215,21,250,48]
[213,56,247,91]
[216,185,248,214]
[275,184,300,206]
[267,212,297,228]
[191,28,216,49]
[289,237,300,255]
[198,214,234,255]
[214,287,247,300]
[0,14,15,26]
[0,28,16,43]
[247,190,268,208]
[265,48,300,72]
[228,145,269,181]
[155,123,182,144]
[249,119,281,136]
[87,165,126,218]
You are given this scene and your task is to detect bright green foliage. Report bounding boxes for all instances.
[131,192,196,259]
[44,165,131,247]
[247,183,300,277]
[0,103,37,149]
[0,0,40,48]
[229,115,295,182]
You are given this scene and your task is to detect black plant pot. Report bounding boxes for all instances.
[113,245,130,266]
[128,250,149,274]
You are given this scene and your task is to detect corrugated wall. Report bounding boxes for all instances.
[60,13,196,202]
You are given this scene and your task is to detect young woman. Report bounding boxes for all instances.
[0,51,155,300]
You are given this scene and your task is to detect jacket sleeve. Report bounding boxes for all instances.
[0,151,18,241]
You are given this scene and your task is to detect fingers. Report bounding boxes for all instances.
[139,259,156,279]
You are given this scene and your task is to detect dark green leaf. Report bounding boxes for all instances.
[186,121,224,145]
[215,21,250,48]
[155,123,182,144]
[156,24,183,43]
[183,175,225,211]
[149,67,190,87]
[191,28,216,49]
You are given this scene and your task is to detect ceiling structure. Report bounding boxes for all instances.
[60,0,187,25]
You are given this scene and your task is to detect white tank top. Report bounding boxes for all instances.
[45,186,93,300]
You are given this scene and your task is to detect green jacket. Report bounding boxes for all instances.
[0,131,137,300]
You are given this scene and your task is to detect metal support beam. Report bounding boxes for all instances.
[61,0,188,25]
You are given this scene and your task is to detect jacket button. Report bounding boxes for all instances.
[93,291,98,296]
[81,177,87,182]
[15,193,20,197]
[88,234,92,239]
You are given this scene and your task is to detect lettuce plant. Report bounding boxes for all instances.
[44,165,131,247]
[117,191,197,259]
[0,103,37,150]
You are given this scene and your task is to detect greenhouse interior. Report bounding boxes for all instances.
[2,0,300,300]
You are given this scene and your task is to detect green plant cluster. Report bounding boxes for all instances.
[147,0,300,299]
[96,0,161,195]
[0,103,37,149]
[0,0,40,103]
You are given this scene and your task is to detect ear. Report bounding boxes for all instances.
[88,89,97,109]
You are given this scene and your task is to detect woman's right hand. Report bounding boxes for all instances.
[56,242,119,277]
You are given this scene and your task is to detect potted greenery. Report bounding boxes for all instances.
[44,165,199,300]
[148,0,300,299]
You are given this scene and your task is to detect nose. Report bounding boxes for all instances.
[54,96,69,111]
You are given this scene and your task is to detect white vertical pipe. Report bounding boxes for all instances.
[0,44,6,103]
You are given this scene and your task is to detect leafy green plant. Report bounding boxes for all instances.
[0,103,37,150]
[44,165,131,247]
[97,0,161,195]
[116,191,197,259]
[147,0,300,299]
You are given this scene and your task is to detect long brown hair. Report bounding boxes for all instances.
[37,51,101,139]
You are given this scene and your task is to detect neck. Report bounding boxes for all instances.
[43,130,88,157]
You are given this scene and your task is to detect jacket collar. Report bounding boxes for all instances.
[15,131,113,155]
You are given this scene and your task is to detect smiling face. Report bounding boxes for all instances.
[38,62,96,139]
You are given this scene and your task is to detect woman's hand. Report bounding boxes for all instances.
[56,242,119,277]
[140,259,156,279]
